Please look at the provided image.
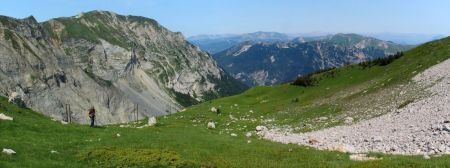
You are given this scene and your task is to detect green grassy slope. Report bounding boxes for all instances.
[1,37,450,167]
[1,98,450,168]
[196,37,450,133]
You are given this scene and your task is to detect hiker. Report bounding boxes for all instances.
[88,106,95,127]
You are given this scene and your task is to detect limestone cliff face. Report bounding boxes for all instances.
[0,11,246,124]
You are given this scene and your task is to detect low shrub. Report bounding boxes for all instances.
[359,52,404,68]
[291,74,317,87]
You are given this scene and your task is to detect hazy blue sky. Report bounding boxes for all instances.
[0,0,449,37]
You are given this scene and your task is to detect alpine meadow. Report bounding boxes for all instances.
[1,1,450,167]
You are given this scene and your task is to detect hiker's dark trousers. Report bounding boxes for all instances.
[90,117,95,127]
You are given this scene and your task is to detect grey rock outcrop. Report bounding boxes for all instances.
[0,11,246,124]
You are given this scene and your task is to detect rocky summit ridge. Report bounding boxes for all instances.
[0,11,246,124]
[214,34,413,86]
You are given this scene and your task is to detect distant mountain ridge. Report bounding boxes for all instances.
[213,33,413,86]
[364,32,445,45]
[188,31,293,54]
[189,32,441,54]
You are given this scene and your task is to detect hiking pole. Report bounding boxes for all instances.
[68,104,71,123]
[65,104,69,122]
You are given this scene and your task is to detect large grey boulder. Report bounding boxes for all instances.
[148,117,157,126]
[2,148,16,155]
[0,113,13,120]
[207,122,215,129]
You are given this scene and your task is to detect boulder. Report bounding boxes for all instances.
[372,136,383,143]
[210,107,221,115]
[148,117,157,126]
[230,133,237,137]
[319,117,328,121]
[210,107,218,113]
[229,115,237,120]
[333,144,355,153]
[2,148,16,155]
[8,92,18,102]
[344,117,354,124]
[443,125,450,132]
[444,117,450,123]
[0,113,13,121]
[207,122,215,129]
[349,154,381,161]
[7,92,26,108]
[256,126,268,132]
[308,138,321,145]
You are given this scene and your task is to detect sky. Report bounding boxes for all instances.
[0,0,449,37]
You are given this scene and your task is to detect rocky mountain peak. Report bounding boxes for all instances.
[0,12,247,124]
[21,15,38,24]
[214,34,412,86]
